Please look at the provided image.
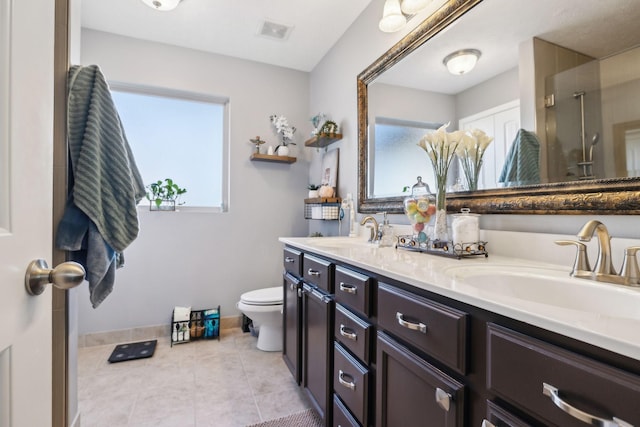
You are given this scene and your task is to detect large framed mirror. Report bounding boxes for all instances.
[358,0,640,214]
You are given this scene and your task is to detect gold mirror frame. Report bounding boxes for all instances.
[357,0,640,215]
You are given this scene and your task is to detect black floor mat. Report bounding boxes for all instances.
[108,340,157,363]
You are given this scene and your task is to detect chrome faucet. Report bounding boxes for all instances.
[556,220,640,287]
[360,215,380,243]
[576,220,616,276]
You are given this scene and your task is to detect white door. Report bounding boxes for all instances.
[0,0,57,425]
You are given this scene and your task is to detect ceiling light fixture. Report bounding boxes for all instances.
[400,0,432,15]
[443,49,482,75]
[379,0,406,33]
[140,0,181,12]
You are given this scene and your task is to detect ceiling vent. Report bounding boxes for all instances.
[257,20,294,41]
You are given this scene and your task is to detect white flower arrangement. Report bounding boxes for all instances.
[270,114,297,146]
[455,129,493,191]
[417,122,466,207]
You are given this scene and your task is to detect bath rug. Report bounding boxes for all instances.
[246,408,322,427]
[108,339,157,363]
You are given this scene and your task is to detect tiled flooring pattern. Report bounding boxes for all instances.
[78,328,311,427]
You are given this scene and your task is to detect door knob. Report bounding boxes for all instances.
[25,259,86,296]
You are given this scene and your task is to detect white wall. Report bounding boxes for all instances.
[78,29,310,334]
[309,0,640,239]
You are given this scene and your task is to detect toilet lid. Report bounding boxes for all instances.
[240,286,283,305]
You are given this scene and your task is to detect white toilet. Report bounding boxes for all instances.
[237,286,283,352]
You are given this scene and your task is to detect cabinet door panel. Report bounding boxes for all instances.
[376,332,465,427]
[487,323,640,427]
[283,273,301,384]
[335,304,372,365]
[304,254,334,293]
[378,283,468,374]
[303,284,334,424]
[335,265,373,317]
[334,342,369,426]
[283,247,302,277]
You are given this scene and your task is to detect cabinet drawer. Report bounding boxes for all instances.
[378,283,468,374]
[303,254,334,293]
[335,304,372,365]
[335,266,373,317]
[484,400,532,427]
[487,323,640,427]
[334,342,369,427]
[333,394,360,427]
[376,332,465,427]
[283,247,302,277]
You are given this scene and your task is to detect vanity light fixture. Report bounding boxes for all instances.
[140,0,181,12]
[379,0,406,33]
[443,49,481,75]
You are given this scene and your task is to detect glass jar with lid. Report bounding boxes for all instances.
[403,176,436,243]
[451,208,480,251]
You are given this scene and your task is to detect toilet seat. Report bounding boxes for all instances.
[240,286,282,306]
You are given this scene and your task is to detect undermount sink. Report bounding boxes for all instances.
[443,264,640,321]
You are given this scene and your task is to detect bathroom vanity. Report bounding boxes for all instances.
[280,236,640,427]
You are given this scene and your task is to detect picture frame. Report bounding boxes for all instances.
[320,148,339,191]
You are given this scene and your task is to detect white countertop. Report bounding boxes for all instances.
[280,235,640,362]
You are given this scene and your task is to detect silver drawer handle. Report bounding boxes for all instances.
[339,324,358,341]
[289,282,296,291]
[396,312,427,334]
[284,257,295,263]
[338,370,356,391]
[542,383,633,427]
[435,387,451,412]
[481,420,496,427]
[307,269,320,276]
[339,282,357,294]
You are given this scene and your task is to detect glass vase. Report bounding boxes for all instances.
[432,179,449,241]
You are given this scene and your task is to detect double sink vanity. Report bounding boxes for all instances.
[279,232,640,427]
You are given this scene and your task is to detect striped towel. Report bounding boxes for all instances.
[498,129,541,186]
[57,64,145,307]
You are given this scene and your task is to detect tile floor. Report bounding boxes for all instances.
[78,328,311,427]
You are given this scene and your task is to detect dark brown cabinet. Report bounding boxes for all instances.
[376,331,465,427]
[487,323,640,427]
[302,283,334,425]
[283,273,301,383]
[334,342,370,426]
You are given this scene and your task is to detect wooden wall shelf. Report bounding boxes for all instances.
[304,197,342,204]
[304,133,343,148]
[250,153,296,164]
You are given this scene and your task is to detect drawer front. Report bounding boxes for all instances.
[303,254,334,293]
[334,342,369,427]
[333,394,360,427]
[487,323,640,427]
[376,331,465,427]
[335,265,372,317]
[283,247,302,277]
[485,400,533,427]
[335,304,372,365]
[378,282,468,374]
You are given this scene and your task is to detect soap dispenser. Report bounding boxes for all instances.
[379,212,396,247]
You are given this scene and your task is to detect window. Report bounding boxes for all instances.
[111,83,229,211]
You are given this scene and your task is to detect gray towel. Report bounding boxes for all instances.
[498,129,541,186]
[57,64,144,308]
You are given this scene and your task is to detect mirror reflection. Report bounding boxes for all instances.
[366,0,640,200]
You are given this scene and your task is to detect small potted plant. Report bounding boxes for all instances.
[145,178,187,211]
[308,184,320,199]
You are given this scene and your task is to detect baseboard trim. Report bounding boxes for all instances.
[78,315,242,348]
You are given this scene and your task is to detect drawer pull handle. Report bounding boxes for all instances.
[435,387,451,412]
[396,312,427,334]
[481,420,496,427]
[338,370,356,391]
[339,324,358,341]
[542,383,633,427]
[289,282,296,291]
[339,282,357,294]
[284,257,295,263]
[307,269,320,276]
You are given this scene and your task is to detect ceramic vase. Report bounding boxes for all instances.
[277,145,289,156]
